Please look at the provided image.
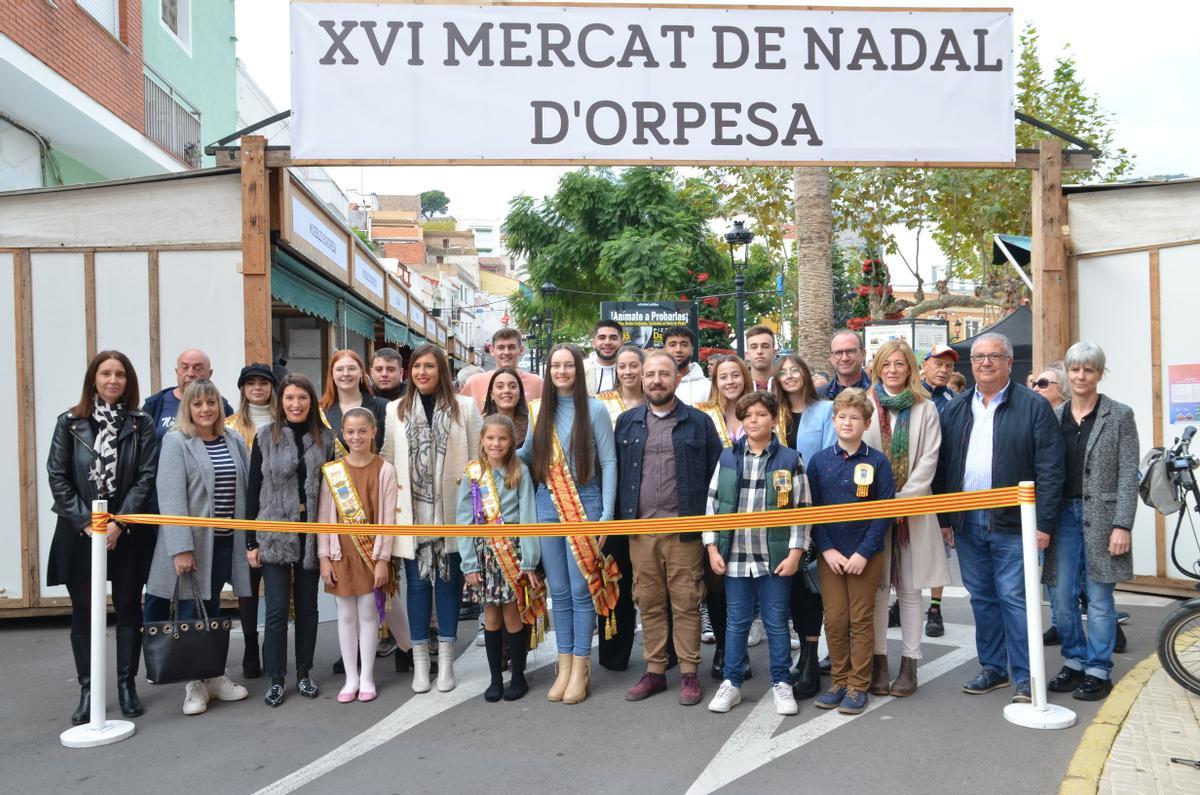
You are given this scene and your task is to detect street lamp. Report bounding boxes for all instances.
[724,220,754,358]
[540,281,558,356]
[528,315,543,373]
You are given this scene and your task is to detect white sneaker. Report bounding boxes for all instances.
[203,674,248,702]
[708,680,742,713]
[474,629,486,647]
[773,681,799,715]
[183,680,209,715]
[789,621,801,650]
[747,618,764,647]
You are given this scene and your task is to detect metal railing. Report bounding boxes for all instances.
[143,68,201,167]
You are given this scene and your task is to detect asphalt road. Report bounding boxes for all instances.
[0,587,1180,794]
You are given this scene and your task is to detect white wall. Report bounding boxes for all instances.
[95,252,151,387]
[0,255,22,599]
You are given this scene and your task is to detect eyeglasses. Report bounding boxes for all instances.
[831,349,859,359]
[1033,378,1057,389]
[778,368,804,378]
[969,353,1009,363]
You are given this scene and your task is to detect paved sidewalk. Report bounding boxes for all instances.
[1098,665,1200,794]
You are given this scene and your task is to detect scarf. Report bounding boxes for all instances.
[873,381,913,547]
[407,395,452,581]
[88,395,124,497]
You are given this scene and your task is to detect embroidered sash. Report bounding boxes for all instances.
[528,399,622,636]
[696,401,733,448]
[319,408,350,459]
[321,459,397,606]
[595,390,625,428]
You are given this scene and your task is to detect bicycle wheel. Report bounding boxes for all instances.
[1156,603,1200,696]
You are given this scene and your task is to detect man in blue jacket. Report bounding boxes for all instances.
[615,351,724,707]
[934,333,1064,704]
[142,348,233,437]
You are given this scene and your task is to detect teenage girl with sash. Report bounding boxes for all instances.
[317,408,396,703]
[595,345,645,427]
[457,414,545,702]
[482,367,530,442]
[380,343,482,694]
[696,356,753,448]
[318,350,388,454]
[519,343,618,704]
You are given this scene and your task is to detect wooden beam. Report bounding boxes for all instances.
[82,250,96,361]
[1148,248,1166,577]
[241,135,272,365]
[1030,139,1068,374]
[147,250,161,393]
[1118,576,1200,600]
[14,251,37,608]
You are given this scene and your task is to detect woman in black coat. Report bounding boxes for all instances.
[47,350,159,724]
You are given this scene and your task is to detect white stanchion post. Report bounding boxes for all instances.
[1004,482,1076,730]
[60,500,136,748]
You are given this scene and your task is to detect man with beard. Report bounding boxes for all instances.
[663,326,710,405]
[584,320,624,394]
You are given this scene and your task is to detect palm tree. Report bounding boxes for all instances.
[793,167,833,367]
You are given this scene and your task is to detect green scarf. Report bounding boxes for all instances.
[872,381,913,491]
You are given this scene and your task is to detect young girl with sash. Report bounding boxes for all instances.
[595,345,645,427]
[456,415,544,702]
[317,408,397,703]
[380,343,482,694]
[696,356,753,449]
[518,344,618,705]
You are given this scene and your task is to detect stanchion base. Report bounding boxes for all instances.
[1003,702,1077,730]
[60,720,136,748]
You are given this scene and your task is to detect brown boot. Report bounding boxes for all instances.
[563,655,591,704]
[548,653,573,702]
[889,656,918,697]
[869,654,891,696]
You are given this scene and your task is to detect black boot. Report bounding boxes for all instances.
[395,647,413,673]
[710,647,725,681]
[503,626,531,701]
[483,629,504,702]
[242,632,262,679]
[70,634,91,725]
[115,627,144,718]
[790,640,820,699]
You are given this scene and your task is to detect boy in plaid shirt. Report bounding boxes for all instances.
[703,392,810,716]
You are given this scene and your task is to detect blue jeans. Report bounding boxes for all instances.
[724,572,792,687]
[144,535,234,621]
[1054,500,1117,679]
[955,511,1030,685]
[536,480,602,657]
[404,553,463,645]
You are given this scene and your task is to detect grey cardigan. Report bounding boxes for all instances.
[1043,394,1141,585]
[147,430,252,601]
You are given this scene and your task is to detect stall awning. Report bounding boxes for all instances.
[343,301,377,339]
[274,246,385,338]
[271,257,338,323]
[383,318,410,346]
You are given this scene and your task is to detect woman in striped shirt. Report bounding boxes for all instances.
[147,379,254,716]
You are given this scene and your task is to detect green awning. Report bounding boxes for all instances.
[271,259,338,323]
[274,246,384,338]
[383,318,410,346]
[343,301,376,339]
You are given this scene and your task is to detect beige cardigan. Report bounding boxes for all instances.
[863,395,951,591]
[316,457,398,562]
[379,394,481,559]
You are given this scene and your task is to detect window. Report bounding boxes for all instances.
[160,0,192,54]
[963,318,983,338]
[78,0,120,38]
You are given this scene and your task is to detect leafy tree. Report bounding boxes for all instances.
[420,189,450,219]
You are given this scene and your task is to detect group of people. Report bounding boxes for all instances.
[48,317,1140,725]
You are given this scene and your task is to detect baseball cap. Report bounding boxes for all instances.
[924,344,959,363]
[237,363,277,388]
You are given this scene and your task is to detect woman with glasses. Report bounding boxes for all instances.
[1031,363,1068,409]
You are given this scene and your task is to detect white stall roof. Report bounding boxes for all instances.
[1065,178,1200,256]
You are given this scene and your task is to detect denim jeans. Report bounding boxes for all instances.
[262,561,320,679]
[955,510,1030,685]
[536,479,603,657]
[144,535,234,621]
[724,572,792,687]
[404,553,463,645]
[1054,499,1117,679]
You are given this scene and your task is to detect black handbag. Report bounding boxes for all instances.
[142,574,232,684]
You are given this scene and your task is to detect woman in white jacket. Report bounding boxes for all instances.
[863,340,948,698]
[380,344,481,693]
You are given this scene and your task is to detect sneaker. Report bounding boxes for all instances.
[700,604,715,644]
[1073,675,1112,701]
[624,672,668,702]
[707,680,742,713]
[297,676,319,699]
[1043,625,1061,646]
[474,629,486,647]
[679,673,703,706]
[962,669,1010,694]
[924,607,944,638]
[1116,611,1130,625]
[773,681,799,715]
[747,618,764,648]
[789,621,801,650]
[1011,681,1032,703]
[264,681,285,708]
[838,689,869,714]
[888,600,900,628]
[377,634,398,657]
[1047,665,1085,693]
[814,685,848,710]
[183,680,209,715]
[203,675,248,702]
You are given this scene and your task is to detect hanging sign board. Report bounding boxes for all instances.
[290,2,1014,165]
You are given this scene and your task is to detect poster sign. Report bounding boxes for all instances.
[291,2,1014,163]
[863,320,947,364]
[1168,364,1200,423]
[601,301,698,355]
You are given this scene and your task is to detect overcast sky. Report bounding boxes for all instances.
[235,0,1199,223]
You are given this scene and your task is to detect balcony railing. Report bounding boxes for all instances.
[143,67,201,167]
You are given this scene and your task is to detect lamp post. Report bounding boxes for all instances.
[528,315,542,373]
[724,220,754,358]
[540,281,558,356]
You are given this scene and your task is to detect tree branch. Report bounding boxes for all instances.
[903,294,1008,318]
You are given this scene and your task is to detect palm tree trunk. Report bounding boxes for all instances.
[793,167,833,369]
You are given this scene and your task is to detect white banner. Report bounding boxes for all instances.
[291,2,1014,164]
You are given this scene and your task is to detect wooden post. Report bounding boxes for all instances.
[241,135,272,364]
[1149,248,1166,577]
[1031,139,1069,373]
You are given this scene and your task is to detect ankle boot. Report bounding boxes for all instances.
[563,655,590,704]
[889,655,918,697]
[70,634,91,725]
[242,632,262,680]
[436,640,456,692]
[503,626,531,702]
[483,629,504,702]
[548,653,573,702]
[791,640,820,699]
[411,644,431,693]
[395,647,413,673]
[116,627,145,718]
[868,653,891,696]
[710,647,725,681]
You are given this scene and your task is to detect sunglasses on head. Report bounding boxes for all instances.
[1033,378,1057,389]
